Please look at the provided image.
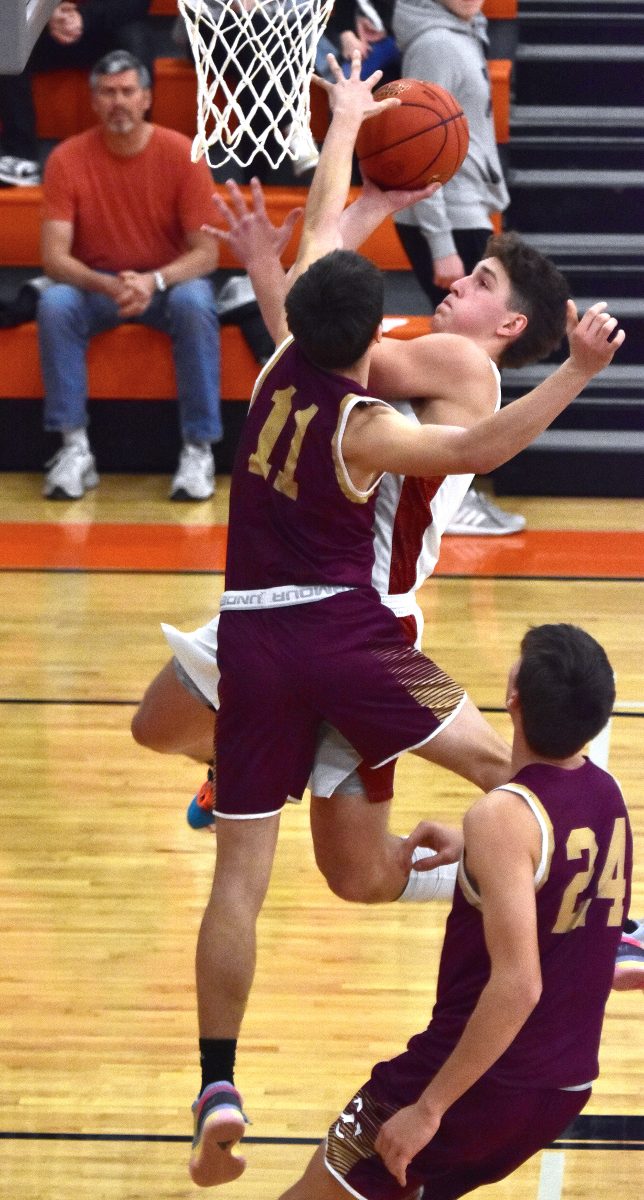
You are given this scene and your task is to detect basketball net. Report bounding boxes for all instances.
[177,0,335,169]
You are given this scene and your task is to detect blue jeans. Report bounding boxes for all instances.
[38,279,222,444]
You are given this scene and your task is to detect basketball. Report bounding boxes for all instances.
[355,79,469,191]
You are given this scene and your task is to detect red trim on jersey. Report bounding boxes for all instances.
[388,474,444,594]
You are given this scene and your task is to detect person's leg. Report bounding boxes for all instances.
[279,1143,349,1200]
[0,69,39,163]
[189,813,280,1185]
[38,284,119,433]
[144,280,222,445]
[413,696,511,793]
[131,658,216,760]
[311,791,405,903]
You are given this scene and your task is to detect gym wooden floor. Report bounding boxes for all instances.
[1,474,642,1199]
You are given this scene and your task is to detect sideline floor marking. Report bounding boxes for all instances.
[537,1151,566,1200]
[0,524,643,576]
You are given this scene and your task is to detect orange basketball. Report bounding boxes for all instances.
[355,79,469,191]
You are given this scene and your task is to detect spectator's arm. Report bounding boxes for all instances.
[41,218,123,298]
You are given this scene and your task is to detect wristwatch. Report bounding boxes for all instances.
[154,270,167,292]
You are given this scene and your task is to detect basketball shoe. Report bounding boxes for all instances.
[189,1081,247,1186]
[445,488,526,535]
[187,769,216,829]
[0,155,41,186]
[613,920,644,991]
[170,443,215,501]
[43,441,99,500]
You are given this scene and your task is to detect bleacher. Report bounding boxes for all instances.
[0,1,514,475]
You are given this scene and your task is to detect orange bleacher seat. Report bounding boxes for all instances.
[483,1,518,18]
[31,55,511,146]
[0,316,431,405]
[150,0,178,13]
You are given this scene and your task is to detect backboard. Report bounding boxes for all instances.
[0,0,59,73]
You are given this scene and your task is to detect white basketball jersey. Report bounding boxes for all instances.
[370,361,501,597]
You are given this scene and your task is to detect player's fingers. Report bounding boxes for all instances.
[222,179,251,220]
[325,52,344,80]
[201,222,228,241]
[565,297,578,335]
[412,850,453,873]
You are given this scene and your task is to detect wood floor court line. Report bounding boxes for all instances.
[1,522,643,576]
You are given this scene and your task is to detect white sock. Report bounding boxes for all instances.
[63,427,89,452]
[398,846,458,903]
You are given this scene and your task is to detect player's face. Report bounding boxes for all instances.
[92,70,151,135]
[432,258,520,339]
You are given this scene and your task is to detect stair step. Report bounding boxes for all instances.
[512,106,644,129]
[508,141,644,171]
[507,168,644,188]
[520,0,644,9]
[526,430,644,453]
[516,44,644,61]
[519,233,644,258]
[501,364,644,395]
[513,57,641,106]
[517,16,644,45]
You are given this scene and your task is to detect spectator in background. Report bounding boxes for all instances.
[38,50,222,502]
[0,1,153,187]
[393,0,524,535]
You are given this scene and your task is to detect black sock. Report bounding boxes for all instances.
[199,1038,237,1094]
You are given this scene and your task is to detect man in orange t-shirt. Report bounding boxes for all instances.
[39,49,221,501]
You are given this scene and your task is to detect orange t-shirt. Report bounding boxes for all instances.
[42,125,216,272]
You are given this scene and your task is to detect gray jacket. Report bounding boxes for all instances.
[393,0,509,259]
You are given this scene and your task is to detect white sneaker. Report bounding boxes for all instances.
[0,155,41,187]
[43,443,99,500]
[445,489,526,536]
[170,444,215,501]
[286,124,319,178]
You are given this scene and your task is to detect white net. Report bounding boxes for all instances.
[177,0,336,169]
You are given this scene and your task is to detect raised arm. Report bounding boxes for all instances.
[291,51,400,281]
[345,300,625,480]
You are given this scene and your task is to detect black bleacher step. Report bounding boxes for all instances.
[512,105,644,133]
[501,364,643,399]
[514,52,642,106]
[509,139,644,172]
[517,15,644,46]
[520,0,644,10]
[514,234,644,296]
[493,431,644,499]
[506,173,643,235]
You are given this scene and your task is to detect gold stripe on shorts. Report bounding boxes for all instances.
[373,645,465,724]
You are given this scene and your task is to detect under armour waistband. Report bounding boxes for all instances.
[220,584,353,609]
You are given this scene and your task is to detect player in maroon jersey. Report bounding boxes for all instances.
[275,623,632,1200]
[186,56,625,1189]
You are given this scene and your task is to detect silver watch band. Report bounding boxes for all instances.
[154,270,167,292]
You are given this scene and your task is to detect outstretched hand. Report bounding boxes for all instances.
[312,49,401,123]
[203,178,303,269]
[566,299,625,376]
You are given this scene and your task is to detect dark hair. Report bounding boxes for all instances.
[90,51,151,91]
[285,250,384,370]
[485,232,569,368]
[517,624,615,759]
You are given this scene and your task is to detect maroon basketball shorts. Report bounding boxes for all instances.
[325,1070,590,1200]
[214,589,464,818]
